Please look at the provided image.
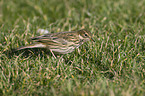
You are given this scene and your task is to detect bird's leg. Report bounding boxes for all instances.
[59,55,64,61]
[50,49,56,59]
[58,55,64,64]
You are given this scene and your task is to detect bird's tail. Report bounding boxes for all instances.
[16,43,46,50]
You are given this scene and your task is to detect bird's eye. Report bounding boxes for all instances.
[84,34,88,37]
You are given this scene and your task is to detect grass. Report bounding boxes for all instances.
[0,0,145,95]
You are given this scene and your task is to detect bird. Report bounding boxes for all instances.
[17,29,95,55]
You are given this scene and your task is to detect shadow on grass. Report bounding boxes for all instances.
[3,48,52,59]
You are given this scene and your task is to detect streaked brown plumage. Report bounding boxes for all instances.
[17,29,95,54]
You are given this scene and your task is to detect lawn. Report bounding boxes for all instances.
[0,0,145,95]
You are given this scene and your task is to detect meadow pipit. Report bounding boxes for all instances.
[17,29,95,54]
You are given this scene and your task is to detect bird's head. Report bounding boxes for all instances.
[78,29,95,42]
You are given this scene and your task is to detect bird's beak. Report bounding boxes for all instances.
[90,38,95,42]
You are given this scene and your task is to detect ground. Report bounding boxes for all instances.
[0,0,145,95]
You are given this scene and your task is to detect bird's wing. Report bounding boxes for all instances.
[31,34,51,40]
[31,35,68,46]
